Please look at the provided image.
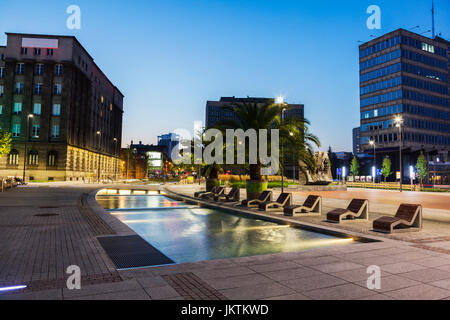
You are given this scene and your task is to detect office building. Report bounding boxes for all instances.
[0,33,123,181]
[359,28,449,182]
[205,96,304,128]
[352,127,361,155]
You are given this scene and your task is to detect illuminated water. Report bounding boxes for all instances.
[96,194,355,263]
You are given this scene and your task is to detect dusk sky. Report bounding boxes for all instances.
[1,0,449,151]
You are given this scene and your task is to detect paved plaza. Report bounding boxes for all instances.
[1,182,450,300]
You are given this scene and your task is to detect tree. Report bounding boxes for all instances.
[213,98,320,182]
[416,152,428,187]
[350,156,360,178]
[0,129,12,158]
[381,156,392,182]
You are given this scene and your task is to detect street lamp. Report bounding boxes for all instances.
[281,107,287,193]
[369,140,376,185]
[96,131,101,182]
[290,132,295,182]
[22,114,34,182]
[395,116,403,192]
[113,138,118,181]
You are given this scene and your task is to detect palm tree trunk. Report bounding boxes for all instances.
[249,163,262,181]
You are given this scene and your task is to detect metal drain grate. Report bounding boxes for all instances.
[97,235,174,269]
[162,272,228,300]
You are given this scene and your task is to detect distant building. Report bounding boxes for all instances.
[335,152,353,162]
[0,33,123,181]
[359,28,449,183]
[121,141,168,179]
[352,127,361,155]
[157,133,179,159]
[205,96,304,128]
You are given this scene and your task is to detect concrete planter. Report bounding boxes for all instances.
[246,180,268,200]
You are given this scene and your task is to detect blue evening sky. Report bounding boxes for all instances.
[0,0,449,151]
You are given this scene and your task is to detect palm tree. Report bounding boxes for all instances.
[211,98,320,187]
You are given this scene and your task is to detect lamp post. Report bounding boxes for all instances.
[96,131,101,183]
[22,114,34,182]
[281,106,287,193]
[369,140,376,185]
[290,132,295,183]
[113,138,118,181]
[395,116,403,192]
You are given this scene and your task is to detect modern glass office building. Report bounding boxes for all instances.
[359,28,449,183]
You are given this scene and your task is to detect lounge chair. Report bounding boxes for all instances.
[373,204,422,233]
[326,199,369,223]
[284,195,322,216]
[201,186,225,199]
[194,186,217,198]
[214,187,240,202]
[258,193,292,211]
[241,190,272,207]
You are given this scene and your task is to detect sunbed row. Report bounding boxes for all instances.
[194,187,422,233]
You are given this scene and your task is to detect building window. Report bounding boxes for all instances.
[15,82,24,94]
[47,49,54,56]
[31,124,40,138]
[422,42,435,53]
[12,124,21,137]
[35,64,44,75]
[0,105,2,115]
[16,63,25,74]
[48,151,57,166]
[51,125,60,138]
[13,102,22,114]
[52,104,61,116]
[21,47,28,55]
[0,67,4,78]
[34,83,43,95]
[34,48,41,56]
[0,85,3,96]
[53,83,62,95]
[55,64,63,76]
[8,150,19,165]
[28,150,39,165]
[33,103,41,115]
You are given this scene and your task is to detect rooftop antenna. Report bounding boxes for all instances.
[432,0,435,38]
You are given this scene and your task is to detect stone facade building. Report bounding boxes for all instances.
[0,33,123,181]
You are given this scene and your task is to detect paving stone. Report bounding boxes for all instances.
[384,284,450,300]
[379,262,427,274]
[193,266,255,280]
[204,273,274,290]
[293,256,342,267]
[355,275,420,293]
[145,285,180,300]
[303,283,378,300]
[220,282,294,300]
[281,274,347,292]
[136,276,168,288]
[263,293,311,300]
[399,268,450,283]
[69,289,150,300]
[311,261,364,273]
[429,278,450,290]
[62,279,141,298]
[0,288,62,300]
[331,267,391,282]
[249,261,300,273]
[263,267,322,282]
[413,257,450,268]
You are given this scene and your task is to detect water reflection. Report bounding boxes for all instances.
[104,195,355,264]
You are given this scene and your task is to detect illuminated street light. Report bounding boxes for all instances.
[369,140,376,185]
[23,114,34,182]
[394,116,404,192]
[275,96,284,104]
